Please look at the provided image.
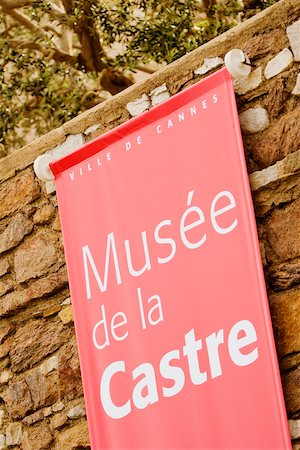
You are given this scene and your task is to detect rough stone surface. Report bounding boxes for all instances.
[0,321,14,344]
[56,420,90,449]
[0,169,40,219]
[239,107,270,134]
[10,317,72,372]
[52,402,65,413]
[58,305,73,324]
[292,72,300,95]
[0,435,5,450]
[0,370,13,385]
[33,204,55,225]
[266,199,300,262]
[194,57,223,75]
[0,214,33,254]
[252,172,300,217]
[3,371,58,419]
[58,339,83,401]
[264,48,294,79]
[21,422,53,450]
[244,28,285,60]
[126,94,151,117]
[14,231,58,283]
[282,366,300,415]
[250,149,300,192]
[25,266,68,301]
[1,379,32,419]
[287,19,300,61]
[40,355,59,375]
[264,77,290,119]
[67,405,86,419]
[22,410,44,426]
[289,419,300,439]
[50,411,68,430]
[0,259,10,278]
[269,287,300,357]
[246,106,300,168]
[234,67,262,95]
[0,281,12,298]
[267,260,300,291]
[5,422,22,446]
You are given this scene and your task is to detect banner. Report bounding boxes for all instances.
[51,68,291,449]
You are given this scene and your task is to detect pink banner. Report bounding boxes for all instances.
[51,68,291,449]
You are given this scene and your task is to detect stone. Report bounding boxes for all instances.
[126,94,151,117]
[287,19,300,61]
[25,266,68,301]
[10,317,72,372]
[43,305,61,318]
[267,260,300,291]
[264,48,294,79]
[239,108,269,134]
[52,213,61,231]
[2,379,33,419]
[56,420,90,449]
[250,149,300,192]
[43,407,52,417]
[33,204,55,225]
[5,422,22,446]
[292,73,300,95]
[0,259,10,278]
[0,370,12,385]
[84,124,100,135]
[58,305,73,324]
[0,169,40,220]
[0,409,4,428]
[34,134,85,183]
[45,180,56,194]
[22,410,44,426]
[194,57,223,76]
[61,297,71,306]
[52,402,65,413]
[0,267,68,318]
[289,419,300,440]
[67,405,86,419]
[234,67,262,95]
[244,29,284,60]
[263,77,289,119]
[282,366,300,415]
[0,213,33,254]
[58,338,83,400]
[50,411,68,429]
[0,282,12,298]
[280,352,300,372]
[0,291,27,318]
[268,286,300,357]
[14,231,58,283]
[150,84,170,107]
[266,199,300,262]
[0,321,15,344]
[0,434,5,450]
[25,371,58,413]
[246,106,300,168]
[0,337,12,359]
[2,371,58,419]
[21,422,53,450]
[40,355,59,375]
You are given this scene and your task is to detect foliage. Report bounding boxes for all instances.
[0,0,280,154]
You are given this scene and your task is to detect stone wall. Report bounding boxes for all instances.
[0,0,299,448]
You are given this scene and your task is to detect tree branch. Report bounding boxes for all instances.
[0,0,30,9]
[11,38,78,64]
[61,0,106,72]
